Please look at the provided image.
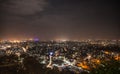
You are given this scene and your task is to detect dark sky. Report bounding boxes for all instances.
[0,0,119,40]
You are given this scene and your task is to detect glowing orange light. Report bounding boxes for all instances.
[104,51,109,54]
[10,40,20,43]
[77,62,90,70]
[91,59,101,64]
[114,55,120,61]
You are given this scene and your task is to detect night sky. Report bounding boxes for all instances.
[0,0,119,40]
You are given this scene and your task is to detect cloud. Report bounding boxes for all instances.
[2,0,48,15]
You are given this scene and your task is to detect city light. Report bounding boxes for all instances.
[0,39,120,74]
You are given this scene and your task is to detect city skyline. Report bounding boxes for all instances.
[0,0,119,40]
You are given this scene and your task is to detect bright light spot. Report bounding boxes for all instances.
[6,45,11,48]
[61,39,67,42]
[55,38,69,42]
[50,52,53,56]
[10,40,20,43]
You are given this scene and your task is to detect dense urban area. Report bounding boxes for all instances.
[0,39,120,74]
